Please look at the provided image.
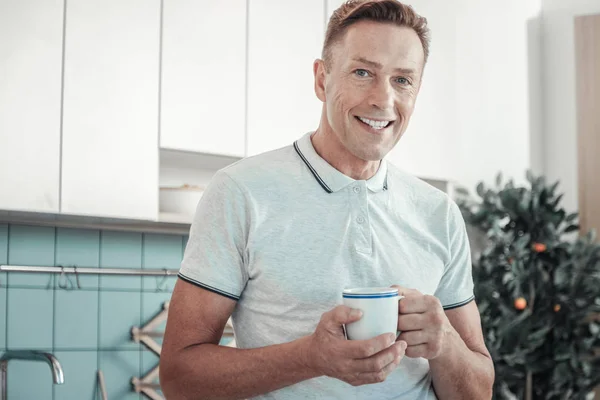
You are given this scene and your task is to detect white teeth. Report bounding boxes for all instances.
[358,117,391,129]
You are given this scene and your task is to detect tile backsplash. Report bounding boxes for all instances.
[0,223,186,400]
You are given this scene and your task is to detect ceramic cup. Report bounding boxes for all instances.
[342,287,402,340]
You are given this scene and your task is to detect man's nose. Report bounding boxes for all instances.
[368,79,395,110]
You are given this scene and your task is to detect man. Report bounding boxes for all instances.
[160,0,494,399]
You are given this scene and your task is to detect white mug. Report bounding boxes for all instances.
[342,287,402,340]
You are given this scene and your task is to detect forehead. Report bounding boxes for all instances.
[333,20,425,70]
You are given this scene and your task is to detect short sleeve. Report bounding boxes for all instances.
[434,200,475,310]
[178,170,249,301]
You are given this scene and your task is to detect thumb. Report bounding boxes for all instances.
[329,305,363,327]
[391,284,415,297]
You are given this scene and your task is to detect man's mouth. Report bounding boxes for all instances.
[356,116,394,130]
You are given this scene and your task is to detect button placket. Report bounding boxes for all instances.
[352,182,371,254]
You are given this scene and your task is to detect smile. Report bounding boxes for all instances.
[356,116,394,130]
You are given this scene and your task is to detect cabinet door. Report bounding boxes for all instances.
[0,0,63,213]
[61,0,160,220]
[160,0,246,157]
[246,0,325,156]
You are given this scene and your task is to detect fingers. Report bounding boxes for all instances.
[405,344,432,359]
[397,330,427,347]
[355,341,407,372]
[390,285,421,297]
[328,305,363,327]
[398,294,441,314]
[397,313,425,331]
[355,355,402,385]
[346,332,397,359]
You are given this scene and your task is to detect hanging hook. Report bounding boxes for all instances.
[155,268,169,292]
[58,265,71,290]
[74,266,81,289]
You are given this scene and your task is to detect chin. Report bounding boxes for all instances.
[352,146,388,162]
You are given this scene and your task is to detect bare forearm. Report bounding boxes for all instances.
[161,336,318,400]
[429,330,494,399]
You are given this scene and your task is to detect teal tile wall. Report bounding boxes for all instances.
[0,288,5,350]
[8,225,55,288]
[0,223,195,400]
[0,224,8,285]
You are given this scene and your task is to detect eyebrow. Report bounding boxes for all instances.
[352,57,417,75]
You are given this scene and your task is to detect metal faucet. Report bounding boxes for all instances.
[0,350,64,400]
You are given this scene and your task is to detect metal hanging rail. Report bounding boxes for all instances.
[0,265,179,276]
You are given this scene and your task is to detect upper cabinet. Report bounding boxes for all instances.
[246,0,325,156]
[61,0,160,220]
[160,0,247,157]
[0,0,63,213]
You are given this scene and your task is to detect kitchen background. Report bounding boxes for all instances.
[1,0,599,399]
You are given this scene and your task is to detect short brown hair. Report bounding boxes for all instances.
[322,0,430,69]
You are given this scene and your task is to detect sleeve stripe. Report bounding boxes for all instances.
[178,273,240,301]
[443,295,475,310]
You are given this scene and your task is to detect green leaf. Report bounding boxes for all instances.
[566,212,578,223]
[564,224,580,233]
[589,323,600,335]
[526,169,534,183]
[496,172,503,187]
[454,186,469,197]
[476,182,485,198]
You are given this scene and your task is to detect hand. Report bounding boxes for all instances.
[304,305,407,386]
[393,285,454,360]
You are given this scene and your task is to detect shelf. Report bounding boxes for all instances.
[0,209,191,235]
[158,212,193,225]
[160,147,242,171]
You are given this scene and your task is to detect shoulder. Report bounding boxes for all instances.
[217,144,301,191]
[386,163,454,210]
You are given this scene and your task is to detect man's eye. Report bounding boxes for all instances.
[355,69,369,77]
[396,77,410,85]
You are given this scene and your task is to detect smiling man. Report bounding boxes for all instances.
[160,1,494,399]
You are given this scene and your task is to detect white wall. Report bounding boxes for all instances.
[541,0,600,213]
[384,1,544,193]
[451,0,544,192]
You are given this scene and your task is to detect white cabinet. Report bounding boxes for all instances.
[246,0,325,156]
[160,0,246,157]
[0,0,63,213]
[61,0,160,220]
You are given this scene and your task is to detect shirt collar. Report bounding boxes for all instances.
[293,132,388,193]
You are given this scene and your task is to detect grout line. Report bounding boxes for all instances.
[244,0,250,157]
[58,0,68,213]
[97,231,102,368]
[5,224,10,349]
[52,227,58,355]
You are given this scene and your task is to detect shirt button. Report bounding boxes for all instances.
[356,216,365,224]
[353,186,361,193]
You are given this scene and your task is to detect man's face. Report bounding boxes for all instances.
[315,21,425,161]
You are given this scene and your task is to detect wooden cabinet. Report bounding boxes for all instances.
[575,14,600,239]
[0,0,63,213]
[160,0,247,157]
[246,0,325,156]
[61,0,160,220]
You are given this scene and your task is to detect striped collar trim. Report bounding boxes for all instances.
[293,132,388,194]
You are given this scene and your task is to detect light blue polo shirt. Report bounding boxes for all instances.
[179,131,475,399]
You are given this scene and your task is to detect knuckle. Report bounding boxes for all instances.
[361,344,374,358]
[425,294,441,307]
[373,358,386,371]
[349,377,362,387]
[374,371,387,383]
[430,311,444,325]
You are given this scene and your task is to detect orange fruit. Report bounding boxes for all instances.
[532,243,547,253]
[514,297,527,310]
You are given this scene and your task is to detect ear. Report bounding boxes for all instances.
[313,59,327,103]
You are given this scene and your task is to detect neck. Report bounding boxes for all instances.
[310,126,380,181]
